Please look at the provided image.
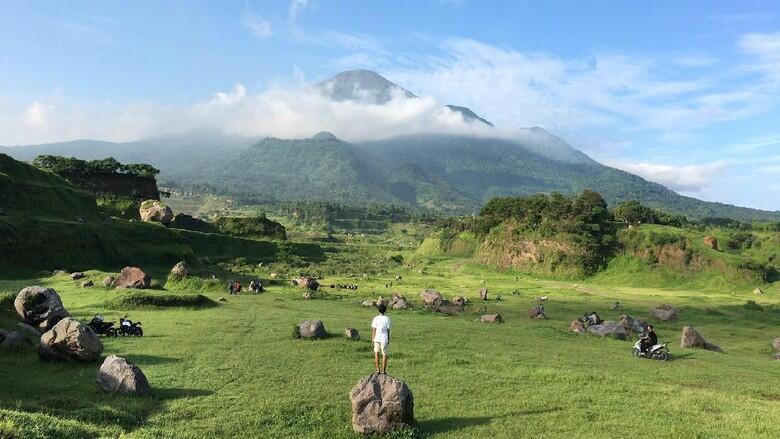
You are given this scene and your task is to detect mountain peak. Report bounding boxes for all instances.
[319,70,415,104]
[311,131,339,141]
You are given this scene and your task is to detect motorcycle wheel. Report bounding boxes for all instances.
[657,351,670,361]
[107,329,117,337]
[632,348,641,357]
[134,328,144,337]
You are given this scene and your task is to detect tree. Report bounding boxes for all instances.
[613,200,655,225]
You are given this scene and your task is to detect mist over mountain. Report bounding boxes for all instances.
[3,70,779,221]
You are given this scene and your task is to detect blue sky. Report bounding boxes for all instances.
[1,0,779,210]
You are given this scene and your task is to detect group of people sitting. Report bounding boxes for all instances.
[228,280,264,295]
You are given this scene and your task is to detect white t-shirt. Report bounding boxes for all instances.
[371,315,391,343]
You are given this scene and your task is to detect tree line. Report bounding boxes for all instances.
[33,155,160,178]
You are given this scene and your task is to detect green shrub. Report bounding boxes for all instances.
[105,293,217,309]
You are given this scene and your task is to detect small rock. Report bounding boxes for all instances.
[81,280,94,288]
[170,261,188,278]
[96,355,151,395]
[569,320,586,334]
[650,305,678,322]
[71,272,85,280]
[680,326,723,352]
[479,288,488,301]
[345,328,360,340]
[350,374,415,435]
[361,300,377,307]
[611,302,621,310]
[294,320,327,339]
[753,288,765,295]
[451,296,467,307]
[479,313,503,324]
[528,305,547,319]
[102,276,116,287]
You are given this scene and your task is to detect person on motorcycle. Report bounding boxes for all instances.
[641,324,657,353]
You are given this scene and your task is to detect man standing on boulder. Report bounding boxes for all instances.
[371,303,391,374]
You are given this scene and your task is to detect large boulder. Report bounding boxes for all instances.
[587,321,628,340]
[170,261,188,278]
[0,330,26,351]
[38,317,103,362]
[293,277,320,291]
[703,236,718,250]
[479,288,488,301]
[97,355,151,395]
[650,305,678,322]
[569,320,586,334]
[680,326,723,352]
[618,315,647,334]
[420,289,443,307]
[139,200,174,224]
[350,374,415,435]
[14,286,70,332]
[113,267,151,289]
[479,313,503,324]
[294,320,327,339]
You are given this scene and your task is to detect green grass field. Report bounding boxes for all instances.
[1,253,779,438]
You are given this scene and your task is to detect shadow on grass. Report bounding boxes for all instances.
[117,354,182,365]
[419,408,562,434]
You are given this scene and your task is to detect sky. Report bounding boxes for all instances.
[1,0,779,210]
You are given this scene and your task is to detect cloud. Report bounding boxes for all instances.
[708,12,775,24]
[288,0,308,34]
[244,15,273,38]
[727,134,780,151]
[608,161,727,193]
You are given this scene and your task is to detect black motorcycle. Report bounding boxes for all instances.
[88,315,117,337]
[118,315,144,337]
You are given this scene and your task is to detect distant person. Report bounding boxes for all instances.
[371,303,391,374]
[228,281,236,295]
[641,324,657,353]
[235,281,242,294]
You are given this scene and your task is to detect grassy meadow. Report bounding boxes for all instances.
[1,246,779,438]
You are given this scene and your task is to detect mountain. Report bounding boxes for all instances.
[3,70,779,222]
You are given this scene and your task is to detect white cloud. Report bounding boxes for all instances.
[608,161,727,193]
[288,0,308,34]
[727,134,780,151]
[244,15,272,38]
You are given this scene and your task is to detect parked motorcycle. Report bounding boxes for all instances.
[118,315,144,337]
[88,315,117,337]
[632,337,670,361]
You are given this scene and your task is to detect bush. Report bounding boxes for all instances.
[105,293,217,309]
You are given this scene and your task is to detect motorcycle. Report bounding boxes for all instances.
[88,315,117,337]
[632,337,670,361]
[118,315,144,337]
[578,312,603,327]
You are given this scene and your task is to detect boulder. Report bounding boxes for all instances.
[362,300,377,307]
[38,317,103,362]
[350,374,415,435]
[392,299,410,310]
[773,337,780,353]
[753,288,765,295]
[0,330,26,351]
[528,305,546,319]
[80,280,94,288]
[479,313,503,324]
[14,286,70,332]
[345,328,360,340]
[294,320,327,339]
[16,322,40,339]
[96,355,151,395]
[587,321,628,340]
[569,320,586,334]
[479,288,488,301]
[293,277,320,291]
[70,272,85,280]
[680,326,722,352]
[170,261,188,278]
[102,276,116,287]
[436,302,464,315]
[451,296,467,307]
[618,315,647,334]
[420,289,443,307]
[703,236,719,250]
[650,305,678,322]
[139,200,174,224]
[113,267,151,289]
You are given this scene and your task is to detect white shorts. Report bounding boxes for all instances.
[373,341,389,355]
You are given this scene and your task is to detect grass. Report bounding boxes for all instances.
[1,252,779,438]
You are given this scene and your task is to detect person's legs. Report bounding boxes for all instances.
[382,354,388,374]
[373,342,381,373]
